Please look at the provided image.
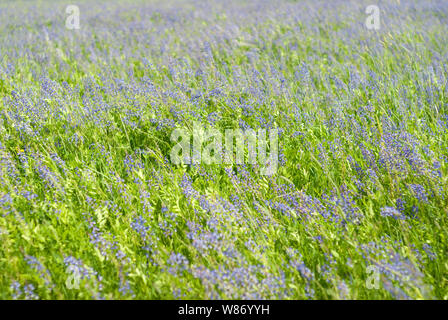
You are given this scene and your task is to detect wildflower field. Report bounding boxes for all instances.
[0,0,447,300]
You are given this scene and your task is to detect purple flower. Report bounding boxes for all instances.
[380,206,406,220]
[409,184,429,203]
[166,253,189,275]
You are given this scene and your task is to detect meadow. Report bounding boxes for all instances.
[0,0,447,299]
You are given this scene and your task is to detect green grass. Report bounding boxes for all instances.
[0,0,447,299]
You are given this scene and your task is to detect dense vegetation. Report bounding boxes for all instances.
[0,0,447,299]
